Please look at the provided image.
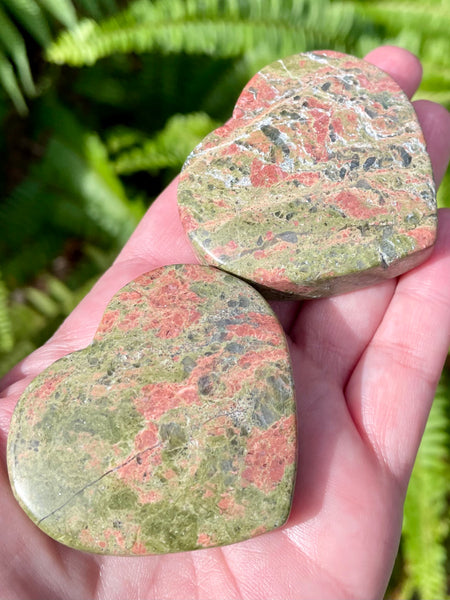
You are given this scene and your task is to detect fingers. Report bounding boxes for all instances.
[413,100,450,186]
[346,208,450,487]
[288,280,396,388]
[364,45,423,98]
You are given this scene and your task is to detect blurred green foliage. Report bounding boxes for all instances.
[0,1,449,597]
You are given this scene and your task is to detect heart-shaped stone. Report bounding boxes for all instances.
[178,51,436,298]
[7,265,296,555]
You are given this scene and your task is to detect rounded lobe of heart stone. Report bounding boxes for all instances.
[7,264,296,555]
[177,50,436,298]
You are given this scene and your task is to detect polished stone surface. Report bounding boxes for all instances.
[8,265,296,555]
[178,51,436,298]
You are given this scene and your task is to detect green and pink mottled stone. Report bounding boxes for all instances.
[7,265,296,555]
[7,50,438,557]
[178,50,436,298]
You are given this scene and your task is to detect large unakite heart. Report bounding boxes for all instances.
[7,265,296,555]
[177,51,436,298]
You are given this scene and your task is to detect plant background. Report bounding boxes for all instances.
[0,0,449,597]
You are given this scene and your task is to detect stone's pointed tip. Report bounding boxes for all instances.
[7,264,296,556]
[177,51,436,299]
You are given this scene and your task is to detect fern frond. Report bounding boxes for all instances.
[356,0,450,37]
[24,286,60,319]
[25,275,78,318]
[46,0,359,66]
[96,0,119,15]
[0,339,34,379]
[437,171,450,210]
[45,275,78,314]
[1,0,52,47]
[0,173,113,285]
[0,5,35,96]
[73,0,118,20]
[422,36,450,68]
[418,59,450,92]
[400,370,450,600]
[0,0,78,111]
[0,272,101,378]
[107,112,220,175]
[355,0,450,110]
[35,127,143,244]
[0,47,27,114]
[56,134,142,242]
[36,0,77,29]
[0,273,13,353]
[0,100,145,286]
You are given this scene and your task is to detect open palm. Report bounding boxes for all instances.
[1,46,450,600]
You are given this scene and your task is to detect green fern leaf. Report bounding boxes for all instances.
[45,275,78,315]
[0,339,34,379]
[46,0,359,66]
[1,0,52,47]
[24,275,78,318]
[24,286,60,319]
[36,0,77,29]
[108,112,220,175]
[0,47,27,114]
[437,171,450,209]
[37,135,141,245]
[0,5,35,96]
[0,100,145,287]
[97,0,119,15]
[400,370,450,600]
[355,0,450,109]
[0,273,98,379]
[356,0,450,37]
[0,273,13,353]
[73,0,118,20]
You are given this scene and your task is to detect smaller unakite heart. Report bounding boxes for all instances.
[7,265,296,555]
[177,51,436,298]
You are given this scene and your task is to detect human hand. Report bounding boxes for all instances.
[1,46,450,600]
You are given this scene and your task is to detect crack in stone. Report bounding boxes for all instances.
[37,410,239,525]
[37,440,163,525]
